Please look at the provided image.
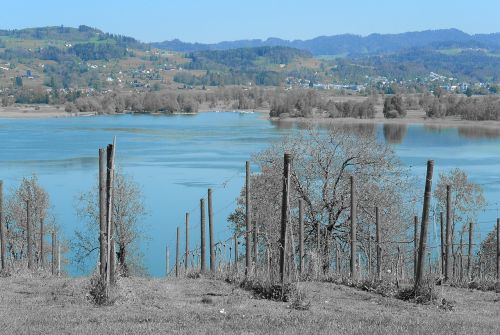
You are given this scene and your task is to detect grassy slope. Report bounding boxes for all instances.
[0,276,499,334]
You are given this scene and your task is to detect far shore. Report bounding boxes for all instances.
[2,105,500,131]
[271,109,500,131]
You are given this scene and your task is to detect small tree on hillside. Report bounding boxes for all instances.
[74,170,147,276]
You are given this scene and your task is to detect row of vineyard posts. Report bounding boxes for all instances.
[162,156,500,290]
[1,146,499,289]
[0,181,61,276]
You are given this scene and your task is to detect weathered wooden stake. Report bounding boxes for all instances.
[98,148,107,277]
[497,218,500,281]
[208,189,215,273]
[166,244,170,276]
[440,212,444,276]
[279,153,291,284]
[350,176,357,281]
[0,180,5,271]
[106,140,116,285]
[467,221,473,279]
[175,226,180,277]
[234,235,239,271]
[298,199,304,276]
[39,217,44,269]
[445,184,452,282]
[415,160,434,290]
[26,200,33,270]
[200,198,206,272]
[245,161,251,276]
[252,219,258,269]
[57,243,61,276]
[185,212,189,272]
[375,206,381,279]
[413,215,419,279]
[51,231,56,275]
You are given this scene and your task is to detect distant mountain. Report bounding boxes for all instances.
[152,29,500,56]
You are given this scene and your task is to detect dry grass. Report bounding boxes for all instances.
[0,276,499,334]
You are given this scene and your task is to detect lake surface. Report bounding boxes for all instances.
[0,112,499,276]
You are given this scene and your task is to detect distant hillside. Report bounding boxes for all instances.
[152,29,500,56]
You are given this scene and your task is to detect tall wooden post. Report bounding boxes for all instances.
[185,212,189,272]
[51,231,56,275]
[445,184,452,282]
[175,226,180,277]
[200,198,206,272]
[279,153,291,284]
[106,141,116,285]
[440,212,444,276]
[208,189,215,273]
[39,217,44,269]
[252,219,258,269]
[375,206,381,280]
[245,161,251,276]
[26,200,33,270]
[350,176,357,281]
[467,221,473,279]
[414,216,419,280]
[0,180,5,271]
[234,235,239,271]
[57,243,61,276]
[497,218,500,281]
[298,199,304,276]
[98,148,107,277]
[166,245,170,276]
[415,160,434,290]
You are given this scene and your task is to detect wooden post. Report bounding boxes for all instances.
[467,221,473,279]
[375,206,381,280]
[175,226,180,277]
[185,212,189,272]
[57,243,61,276]
[413,216,419,280]
[368,233,372,276]
[350,176,357,281]
[0,180,5,271]
[51,231,56,275]
[166,245,170,276]
[298,199,304,276]
[445,184,452,282]
[39,217,44,269]
[208,189,215,274]
[245,161,251,276]
[200,198,206,272]
[497,218,500,281]
[26,200,33,270]
[106,141,116,286]
[252,219,258,269]
[279,153,291,284]
[440,212,444,276]
[98,148,107,277]
[415,160,434,290]
[234,235,239,271]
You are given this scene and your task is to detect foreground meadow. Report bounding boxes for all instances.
[0,276,499,334]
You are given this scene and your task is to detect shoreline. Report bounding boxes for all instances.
[2,105,500,131]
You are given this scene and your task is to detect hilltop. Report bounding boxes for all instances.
[1,26,499,103]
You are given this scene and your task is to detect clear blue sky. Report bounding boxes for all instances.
[1,0,499,43]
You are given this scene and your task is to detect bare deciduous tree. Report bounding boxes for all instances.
[74,170,147,276]
[229,127,416,279]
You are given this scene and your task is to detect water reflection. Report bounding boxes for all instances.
[270,119,376,137]
[383,124,408,144]
[458,126,500,139]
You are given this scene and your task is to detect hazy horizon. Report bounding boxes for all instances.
[0,0,499,43]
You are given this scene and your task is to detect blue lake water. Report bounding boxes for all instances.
[0,112,499,276]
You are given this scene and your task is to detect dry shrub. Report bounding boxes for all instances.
[397,280,439,304]
[87,274,119,306]
[239,278,297,302]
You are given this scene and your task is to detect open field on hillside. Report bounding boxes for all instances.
[0,276,499,334]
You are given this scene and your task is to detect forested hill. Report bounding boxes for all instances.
[152,29,500,56]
